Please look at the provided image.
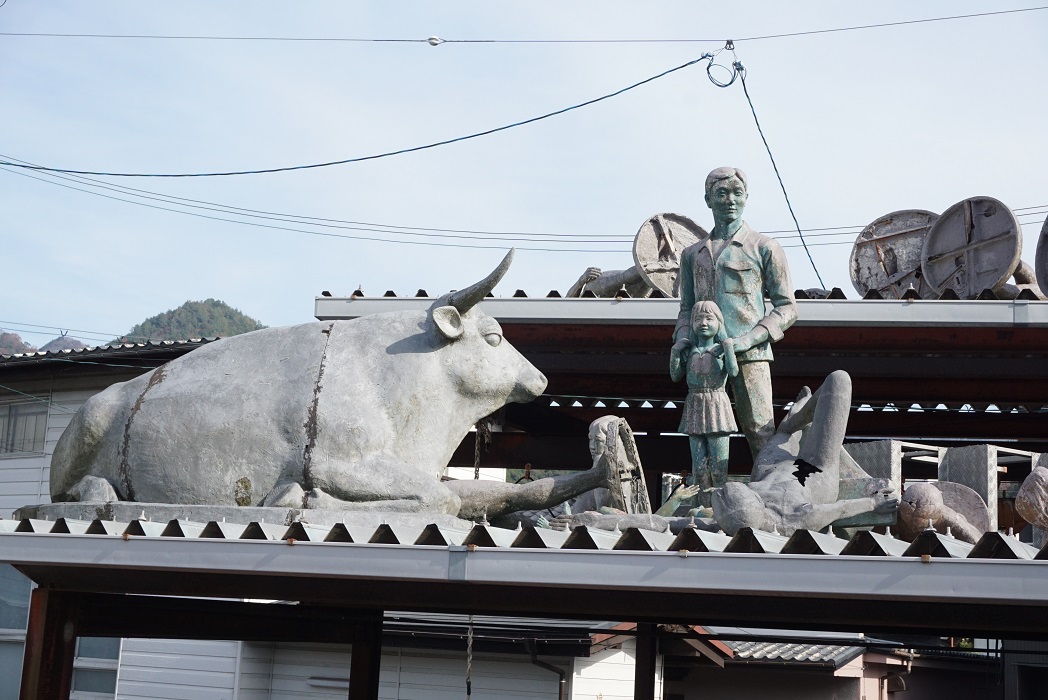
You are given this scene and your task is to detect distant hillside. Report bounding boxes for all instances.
[116,299,266,343]
[39,336,89,352]
[0,331,35,355]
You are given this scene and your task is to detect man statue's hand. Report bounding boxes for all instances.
[731,326,770,354]
[872,489,900,514]
[548,514,576,531]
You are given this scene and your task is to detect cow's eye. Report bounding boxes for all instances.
[484,332,502,347]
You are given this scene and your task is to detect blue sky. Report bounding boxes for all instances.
[2,1,1046,345]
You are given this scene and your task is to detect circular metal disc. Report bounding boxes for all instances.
[849,210,939,298]
[921,197,1021,299]
[632,213,707,297]
[1037,215,1048,297]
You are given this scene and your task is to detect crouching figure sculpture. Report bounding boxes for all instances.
[50,251,549,516]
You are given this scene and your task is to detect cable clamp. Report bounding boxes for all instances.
[724,39,734,50]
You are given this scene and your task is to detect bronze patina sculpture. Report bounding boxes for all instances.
[675,167,797,459]
[670,301,738,506]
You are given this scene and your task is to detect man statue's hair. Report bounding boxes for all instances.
[704,167,748,197]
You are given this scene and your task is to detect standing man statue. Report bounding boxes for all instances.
[675,167,797,460]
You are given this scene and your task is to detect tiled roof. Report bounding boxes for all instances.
[0,338,218,366]
[725,640,863,666]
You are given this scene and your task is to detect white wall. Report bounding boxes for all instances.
[239,642,566,700]
[115,639,240,700]
[1,375,138,518]
[570,639,663,700]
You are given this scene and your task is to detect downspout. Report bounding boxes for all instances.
[880,650,913,699]
[525,639,566,700]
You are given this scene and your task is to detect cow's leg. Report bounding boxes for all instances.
[306,456,462,515]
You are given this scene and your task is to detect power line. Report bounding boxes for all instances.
[0,160,627,242]
[4,163,1044,256]
[2,6,1045,44]
[3,152,882,242]
[0,166,623,252]
[727,47,825,287]
[0,55,712,179]
[0,320,140,339]
[0,384,79,414]
[0,320,152,341]
[729,5,1048,43]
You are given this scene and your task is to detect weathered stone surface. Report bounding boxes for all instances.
[896,481,989,544]
[709,370,899,536]
[849,209,939,299]
[921,197,1021,298]
[1016,466,1048,530]
[48,252,549,517]
[938,444,1001,532]
[632,213,706,297]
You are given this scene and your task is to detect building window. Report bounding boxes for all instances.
[0,401,47,455]
[71,637,120,698]
[0,565,32,700]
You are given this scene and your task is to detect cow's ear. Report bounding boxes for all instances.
[432,306,465,340]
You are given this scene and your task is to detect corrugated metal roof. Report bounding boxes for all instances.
[315,295,1048,328]
[0,338,218,366]
[1,516,1043,560]
[4,524,1048,638]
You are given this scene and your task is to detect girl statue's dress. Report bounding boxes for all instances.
[679,347,737,436]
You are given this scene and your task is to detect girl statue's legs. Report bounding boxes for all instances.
[690,434,730,508]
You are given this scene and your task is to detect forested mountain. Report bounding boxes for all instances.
[115,299,266,343]
[0,331,35,355]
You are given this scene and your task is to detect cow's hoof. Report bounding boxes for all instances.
[70,476,120,502]
[262,482,306,508]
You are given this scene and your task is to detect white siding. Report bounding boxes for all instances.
[115,639,239,700]
[238,642,275,700]
[570,639,663,700]
[0,378,137,518]
[260,643,564,700]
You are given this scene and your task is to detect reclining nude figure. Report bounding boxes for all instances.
[451,415,669,526]
[551,370,899,537]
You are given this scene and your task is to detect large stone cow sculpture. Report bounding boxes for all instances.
[50,251,547,515]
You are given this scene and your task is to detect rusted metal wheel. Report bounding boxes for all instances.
[1037,215,1048,298]
[921,197,1021,299]
[849,210,939,299]
[632,213,707,297]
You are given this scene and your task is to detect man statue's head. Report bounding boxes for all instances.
[704,167,748,226]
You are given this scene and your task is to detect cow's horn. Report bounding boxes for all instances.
[447,249,514,313]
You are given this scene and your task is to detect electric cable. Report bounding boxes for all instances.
[0,164,625,243]
[0,166,623,252]
[3,153,879,243]
[708,45,830,287]
[0,384,79,414]
[3,6,1045,44]
[0,320,151,341]
[0,55,713,178]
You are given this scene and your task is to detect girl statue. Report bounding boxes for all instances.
[670,300,738,506]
